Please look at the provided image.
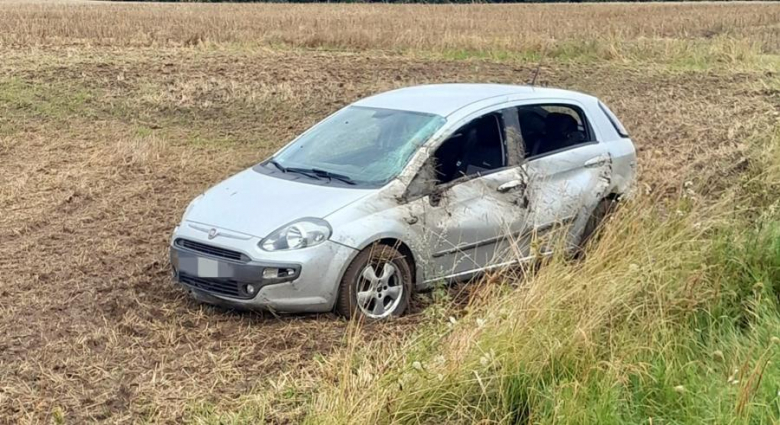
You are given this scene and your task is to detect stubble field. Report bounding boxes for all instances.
[1,1,780,424]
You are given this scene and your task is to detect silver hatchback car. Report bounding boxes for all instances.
[170,84,636,319]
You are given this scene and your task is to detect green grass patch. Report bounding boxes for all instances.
[0,77,95,121]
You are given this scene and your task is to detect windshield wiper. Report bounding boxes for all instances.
[284,167,324,180]
[310,168,357,185]
[267,161,354,184]
[268,159,287,173]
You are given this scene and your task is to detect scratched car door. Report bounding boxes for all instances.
[518,103,612,250]
[422,110,530,283]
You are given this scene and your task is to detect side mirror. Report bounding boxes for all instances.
[402,161,438,203]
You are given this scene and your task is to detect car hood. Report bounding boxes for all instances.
[184,168,375,238]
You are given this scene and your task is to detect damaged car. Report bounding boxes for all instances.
[169,84,636,319]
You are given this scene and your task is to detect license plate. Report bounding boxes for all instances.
[197,257,220,278]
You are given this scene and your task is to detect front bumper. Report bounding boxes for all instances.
[170,222,358,313]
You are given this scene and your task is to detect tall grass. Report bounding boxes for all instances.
[305,128,780,424]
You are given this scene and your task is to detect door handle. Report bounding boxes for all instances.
[584,155,610,168]
[497,179,524,193]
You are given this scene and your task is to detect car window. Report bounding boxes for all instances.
[598,101,630,138]
[432,113,506,185]
[516,104,592,159]
[271,106,445,186]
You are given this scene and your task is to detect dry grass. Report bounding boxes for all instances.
[307,179,780,423]
[2,1,780,62]
[1,1,779,424]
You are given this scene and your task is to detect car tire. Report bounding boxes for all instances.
[577,198,618,251]
[335,243,413,320]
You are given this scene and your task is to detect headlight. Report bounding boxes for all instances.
[260,218,332,251]
[182,194,204,221]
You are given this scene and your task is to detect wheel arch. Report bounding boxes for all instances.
[332,236,419,318]
[336,235,422,296]
[373,238,418,286]
[605,191,622,202]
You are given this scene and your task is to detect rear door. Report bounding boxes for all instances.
[516,102,612,250]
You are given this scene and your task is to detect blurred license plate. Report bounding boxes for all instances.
[197,258,220,278]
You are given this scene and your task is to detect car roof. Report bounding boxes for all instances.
[352,84,596,117]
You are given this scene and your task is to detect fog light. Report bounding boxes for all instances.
[245,284,256,295]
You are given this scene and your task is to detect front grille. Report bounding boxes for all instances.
[179,273,250,299]
[175,239,248,262]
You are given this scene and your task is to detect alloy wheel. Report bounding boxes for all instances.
[355,261,403,319]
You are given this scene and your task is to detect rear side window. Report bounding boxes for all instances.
[598,101,629,138]
[516,104,592,158]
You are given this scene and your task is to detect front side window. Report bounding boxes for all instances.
[271,106,445,186]
[432,113,506,185]
[516,104,592,158]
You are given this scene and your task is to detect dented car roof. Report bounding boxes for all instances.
[353,83,596,117]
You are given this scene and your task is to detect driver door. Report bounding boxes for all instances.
[420,109,530,283]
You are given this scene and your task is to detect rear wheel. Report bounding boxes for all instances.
[578,198,618,250]
[336,244,413,320]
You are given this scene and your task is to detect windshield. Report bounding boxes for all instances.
[270,106,446,186]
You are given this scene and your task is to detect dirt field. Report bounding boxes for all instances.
[1,2,779,423]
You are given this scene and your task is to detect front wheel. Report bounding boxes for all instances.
[335,244,413,320]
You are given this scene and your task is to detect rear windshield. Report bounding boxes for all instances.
[598,101,629,138]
